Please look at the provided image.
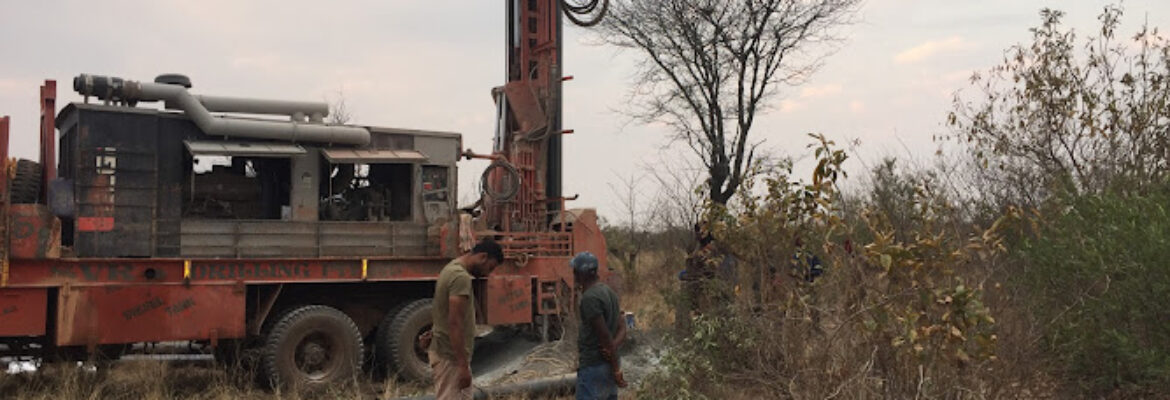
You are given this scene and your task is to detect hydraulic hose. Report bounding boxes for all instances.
[481,160,521,202]
[562,0,609,27]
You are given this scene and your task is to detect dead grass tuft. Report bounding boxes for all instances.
[0,360,401,400]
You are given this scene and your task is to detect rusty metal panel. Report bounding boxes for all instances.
[0,288,48,337]
[500,257,575,315]
[181,221,317,258]
[391,223,429,256]
[369,132,414,150]
[76,216,113,232]
[72,108,159,257]
[179,220,236,257]
[567,209,611,282]
[502,82,548,137]
[318,222,433,256]
[235,221,317,257]
[6,256,461,287]
[55,284,244,346]
[7,259,183,287]
[414,136,460,165]
[1,116,9,288]
[482,275,533,325]
[40,81,56,204]
[320,222,392,246]
[10,204,61,259]
[56,112,78,249]
[155,115,201,257]
[320,222,392,257]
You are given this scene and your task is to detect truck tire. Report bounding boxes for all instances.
[260,305,364,391]
[368,301,408,375]
[11,159,41,204]
[377,298,433,383]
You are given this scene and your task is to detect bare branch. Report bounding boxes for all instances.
[598,0,859,204]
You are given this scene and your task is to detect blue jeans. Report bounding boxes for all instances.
[576,362,619,400]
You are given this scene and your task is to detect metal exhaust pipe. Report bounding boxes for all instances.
[73,74,369,146]
[191,95,329,121]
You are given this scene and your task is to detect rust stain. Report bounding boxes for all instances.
[77,217,114,232]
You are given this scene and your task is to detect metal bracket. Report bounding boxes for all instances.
[248,284,284,335]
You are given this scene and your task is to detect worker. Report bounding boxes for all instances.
[791,238,825,283]
[678,225,737,325]
[677,225,712,332]
[428,238,504,400]
[572,251,628,400]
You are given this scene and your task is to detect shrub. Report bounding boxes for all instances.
[1015,189,1170,395]
[637,135,1009,399]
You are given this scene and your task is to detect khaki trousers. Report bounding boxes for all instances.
[429,350,473,400]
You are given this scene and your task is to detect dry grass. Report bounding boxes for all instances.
[611,249,683,333]
[0,360,446,400]
[0,360,585,400]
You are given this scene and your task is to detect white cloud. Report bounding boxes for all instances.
[779,99,806,113]
[800,83,843,99]
[941,69,976,83]
[849,100,866,114]
[230,54,283,71]
[0,79,27,95]
[895,36,974,64]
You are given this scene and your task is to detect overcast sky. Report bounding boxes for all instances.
[1,1,1166,223]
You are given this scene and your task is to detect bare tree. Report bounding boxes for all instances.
[599,0,859,204]
[605,172,654,282]
[646,155,705,250]
[327,89,352,125]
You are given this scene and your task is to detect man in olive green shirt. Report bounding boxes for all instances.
[429,238,503,400]
[572,251,627,400]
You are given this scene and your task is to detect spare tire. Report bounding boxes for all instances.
[11,159,41,204]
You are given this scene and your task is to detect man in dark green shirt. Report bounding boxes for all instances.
[429,239,503,400]
[572,251,626,400]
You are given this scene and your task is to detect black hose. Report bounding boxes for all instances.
[561,0,608,27]
[563,0,599,14]
[481,160,522,202]
[392,373,577,400]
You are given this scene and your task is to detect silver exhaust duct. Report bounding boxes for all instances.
[73,74,369,146]
[191,95,329,122]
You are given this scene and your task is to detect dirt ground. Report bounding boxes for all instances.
[0,325,663,400]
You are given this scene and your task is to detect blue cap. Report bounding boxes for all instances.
[570,252,599,275]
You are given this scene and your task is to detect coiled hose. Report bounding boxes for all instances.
[562,0,609,27]
[481,160,522,201]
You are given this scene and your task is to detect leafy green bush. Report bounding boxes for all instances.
[1015,189,1170,394]
[637,136,1008,399]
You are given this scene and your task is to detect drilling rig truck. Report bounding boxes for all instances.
[0,0,611,390]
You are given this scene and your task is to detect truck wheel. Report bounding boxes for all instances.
[368,301,407,376]
[377,298,433,383]
[11,159,41,204]
[260,305,364,391]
